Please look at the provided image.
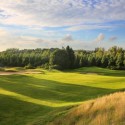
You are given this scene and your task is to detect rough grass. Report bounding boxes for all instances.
[48,91,125,125]
[0,67,125,125]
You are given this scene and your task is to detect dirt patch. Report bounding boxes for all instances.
[24,71,42,74]
[86,73,98,75]
[0,71,42,75]
[80,72,98,75]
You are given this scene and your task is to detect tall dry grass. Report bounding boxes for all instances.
[48,92,125,125]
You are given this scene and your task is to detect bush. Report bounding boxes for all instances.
[41,63,50,69]
[108,66,117,70]
[50,65,62,70]
[0,67,4,71]
[24,64,34,69]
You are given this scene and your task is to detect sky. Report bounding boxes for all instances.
[0,0,125,51]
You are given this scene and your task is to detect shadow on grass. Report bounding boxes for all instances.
[0,74,125,125]
[67,67,125,77]
[0,94,52,125]
[0,75,118,104]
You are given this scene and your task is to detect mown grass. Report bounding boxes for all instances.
[0,67,125,125]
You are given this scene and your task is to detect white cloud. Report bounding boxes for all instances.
[0,29,124,51]
[95,33,105,42]
[0,0,125,28]
[62,34,73,41]
[0,29,9,36]
[109,36,118,42]
[0,29,90,50]
[0,29,70,50]
[66,24,114,31]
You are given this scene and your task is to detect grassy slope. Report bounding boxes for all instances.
[48,91,125,125]
[0,67,125,125]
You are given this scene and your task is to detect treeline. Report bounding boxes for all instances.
[0,46,125,70]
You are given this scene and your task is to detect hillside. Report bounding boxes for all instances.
[0,67,125,125]
[48,92,125,125]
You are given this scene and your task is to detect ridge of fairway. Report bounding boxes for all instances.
[0,88,81,107]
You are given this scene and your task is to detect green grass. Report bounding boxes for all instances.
[0,67,125,125]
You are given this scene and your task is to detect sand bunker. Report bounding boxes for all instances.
[0,71,42,75]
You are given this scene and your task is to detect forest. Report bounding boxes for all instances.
[0,46,125,70]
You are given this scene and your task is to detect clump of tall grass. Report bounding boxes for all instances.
[48,92,125,125]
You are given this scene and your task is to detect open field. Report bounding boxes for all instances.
[0,67,125,125]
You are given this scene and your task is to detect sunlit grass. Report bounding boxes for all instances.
[0,88,80,107]
[0,67,125,125]
[32,67,125,89]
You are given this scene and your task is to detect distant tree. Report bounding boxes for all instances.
[66,46,75,68]
[49,49,69,69]
[88,54,96,66]
[107,46,117,69]
[74,55,80,68]
[0,46,125,70]
[95,48,104,66]
[115,47,124,69]
[101,55,108,67]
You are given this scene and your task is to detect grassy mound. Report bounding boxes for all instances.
[0,67,125,125]
[48,91,125,125]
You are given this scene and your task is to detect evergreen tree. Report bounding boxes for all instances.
[66,46,75,68]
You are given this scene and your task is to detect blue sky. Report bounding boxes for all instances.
[0,0,125,50]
